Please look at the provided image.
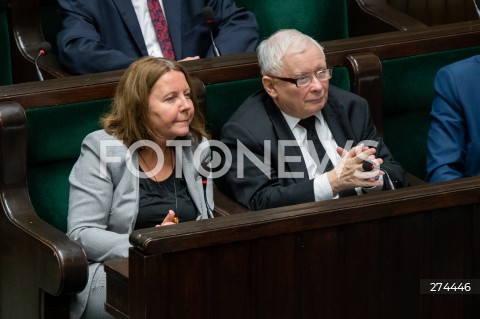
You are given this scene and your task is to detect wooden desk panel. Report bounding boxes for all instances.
[106,177,480,319]
[105,259,129,319]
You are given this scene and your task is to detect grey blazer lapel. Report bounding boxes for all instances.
[181,143,213,219]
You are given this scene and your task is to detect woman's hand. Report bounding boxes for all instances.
[179,56,200,62]
[156,210,179,227]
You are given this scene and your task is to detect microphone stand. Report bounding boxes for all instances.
[474,0,480,19]
[209,30,221,57]
[202,6,222,57]
[35,50,46,81]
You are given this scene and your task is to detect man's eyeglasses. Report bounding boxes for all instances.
[270,68,333,87]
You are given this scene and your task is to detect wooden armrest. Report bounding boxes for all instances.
[348,0,428,37]
[407,172,427,186]
[38,54,73,79]
[345,52,383,136]
[356,0,428,31]
[2,193,89,295]
[213,184,249,216]
[0,102,88,316]
[8,0,73,82]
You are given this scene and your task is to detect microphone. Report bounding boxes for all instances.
[362,160,396,190]
[201,6,222,57]
[362,160,379,172]
[35,42,52,81]
[200,161,214,217]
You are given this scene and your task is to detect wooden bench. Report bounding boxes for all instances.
[0,56,367,318]
[0,75,243,318]
[0,101,88,319]
[6,0,426,83]
[1,20,480,317]
[185,20,480,179]
[235,0,426,41]
[386,0,479,26]
[347,22,480,178]
[106,176,480,318]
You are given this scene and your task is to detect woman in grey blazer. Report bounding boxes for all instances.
[67,57,214,318]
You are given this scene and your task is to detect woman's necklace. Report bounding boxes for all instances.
[139,148,179,223]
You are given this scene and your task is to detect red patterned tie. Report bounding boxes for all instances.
[147,0,175,60]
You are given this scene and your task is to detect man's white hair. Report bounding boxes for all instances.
[257,29,324,77]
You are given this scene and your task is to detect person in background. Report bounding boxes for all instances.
[57,0,258,75]
[220,29,408,210]
[426,55,480,183]
[67,56,213,318]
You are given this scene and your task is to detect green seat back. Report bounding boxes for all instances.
[26,100,111,232]
[235,0,349,41]
[0,0,12,85]
[206,78,263,140]
[381,46,480,179]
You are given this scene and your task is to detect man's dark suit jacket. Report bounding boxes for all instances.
[57,0,258,75]
[220,87,408,210]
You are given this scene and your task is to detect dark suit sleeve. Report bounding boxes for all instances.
[206,0,259,56]
[373,138,409,189]
[353,96,409,189]
[221,121,315,211]
[57,0,139,75]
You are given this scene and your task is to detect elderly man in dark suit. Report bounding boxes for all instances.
[220,29,408,210]
[57,0,258,75]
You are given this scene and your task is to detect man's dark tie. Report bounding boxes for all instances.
[298,116,357,197]
[147,0,175,60]
[298,116,334,174]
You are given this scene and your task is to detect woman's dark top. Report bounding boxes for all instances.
[135,169,199,229]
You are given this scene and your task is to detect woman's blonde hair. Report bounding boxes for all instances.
[102,56,208,147]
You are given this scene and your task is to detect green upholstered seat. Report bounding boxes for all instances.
[26,100,111,232]
[0,0,12,85]
[235,0,349,41]
[381,46,480,179]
